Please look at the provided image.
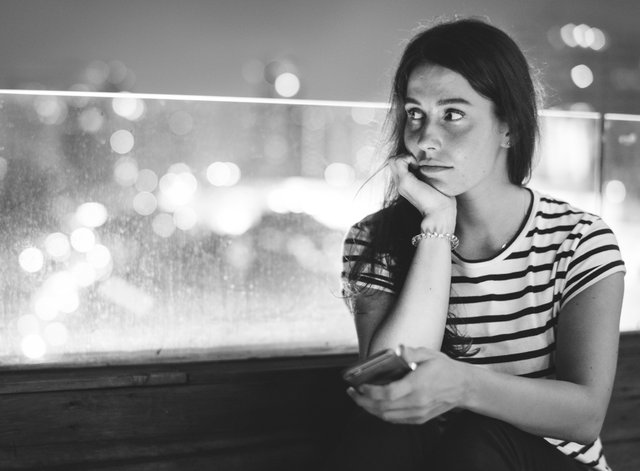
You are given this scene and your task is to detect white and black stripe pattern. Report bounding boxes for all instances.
[342,189,625,471]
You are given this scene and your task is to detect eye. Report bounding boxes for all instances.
[405,108,425,121]
[444,109,465,122]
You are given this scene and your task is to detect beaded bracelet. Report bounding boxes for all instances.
[411,231,460,250]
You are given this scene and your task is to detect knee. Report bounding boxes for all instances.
[437,412,516,471]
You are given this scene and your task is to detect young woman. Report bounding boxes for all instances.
[332,18,625,471]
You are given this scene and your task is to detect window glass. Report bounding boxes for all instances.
[0,93,636,366]
[601,114,640,331]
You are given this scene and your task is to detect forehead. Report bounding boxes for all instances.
[406,63,483,104]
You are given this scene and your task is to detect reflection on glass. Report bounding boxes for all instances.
[601,114,640,330]
[0,92,637,366]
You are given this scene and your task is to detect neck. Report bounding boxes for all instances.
[454,183,530,260]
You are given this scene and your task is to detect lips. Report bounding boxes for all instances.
[418,164,452,173]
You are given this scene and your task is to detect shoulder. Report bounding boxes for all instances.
[532,190,614,239]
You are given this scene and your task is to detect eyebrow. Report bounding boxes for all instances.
[405,97,472,106]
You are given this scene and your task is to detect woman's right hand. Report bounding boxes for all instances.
[389,154,457,234]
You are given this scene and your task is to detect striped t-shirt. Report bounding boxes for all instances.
[342,188,626,471]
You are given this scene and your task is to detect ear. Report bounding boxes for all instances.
[500,130,511,149]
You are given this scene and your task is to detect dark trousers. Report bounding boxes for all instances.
[324,409,591,471]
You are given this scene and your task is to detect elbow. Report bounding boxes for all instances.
[571,411,606,445]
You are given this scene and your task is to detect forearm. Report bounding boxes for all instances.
[369,238,451,354]
[461,363,607,444]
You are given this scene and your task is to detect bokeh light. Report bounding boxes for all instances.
[34,96,67,125]
[71,261,97,287]
[19,247,45,273]
[70,227,97,253]
[604,180,626,204]
[114,156,138,186]
[570,65,594,88]
[135,169,158,192]
[351,107,376,125]
[76,202,108,228]
[133,191,158,216]
[152,213,176,238]
[21,334,46,359]
[158,171,198,209]
[78,107,105,133]
[42,272,80,314]
[112,96,145,121]
[110,129,135,154]
[173,206,198,231]
[86,244,112,269]
[324,163,356,187]
[274,72,300,98]
[44,232,71,261]
[206,161,242,186]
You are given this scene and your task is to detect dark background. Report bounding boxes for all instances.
[1,0,639,112]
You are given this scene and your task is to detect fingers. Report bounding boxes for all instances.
[346,387,451,425]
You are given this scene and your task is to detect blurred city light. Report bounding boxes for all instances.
[78,107,105,133]
[76,202,108,228]
[173,206,198,231]
[70,227,97,253]
[604,179,627,204]
[19,247,45,273]
[559,23,607,50]
[350,107,376,125]
[21,334,46,359]
[110,129,135,154]
[135,169,159,192]
[71,261,97,287]
[44,232,71,261]
[151,212,176,238]
[42,271,80,314]
[112,95,145,120]
[571,65,594,88]
[158,171,198,210]
[324,162,356,187]
[86,244,112,269]
[206,161,241,186]
[274,72,300,98]
[114,156,138,186]
[34,96,67,125]
[133,191,158,216]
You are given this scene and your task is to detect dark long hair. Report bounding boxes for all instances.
[345,18,542,358]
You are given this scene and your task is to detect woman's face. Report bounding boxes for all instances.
[403,63,510,197]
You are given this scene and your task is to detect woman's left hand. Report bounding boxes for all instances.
[347,346,468,424]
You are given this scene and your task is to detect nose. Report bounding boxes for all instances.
[417,121,441,155]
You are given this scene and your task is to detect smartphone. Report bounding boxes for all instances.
[342,347,417,387]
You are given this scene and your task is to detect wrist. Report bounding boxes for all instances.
[420,216,456,235]
[456,362,476,410]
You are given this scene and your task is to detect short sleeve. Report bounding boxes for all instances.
[341,220,396,296]
[560,217,626,308]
